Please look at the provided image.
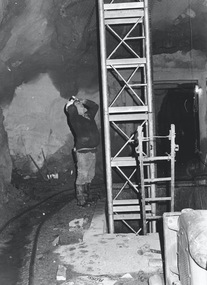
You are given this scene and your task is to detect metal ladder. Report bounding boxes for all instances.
[98,0,157,234]
[136,124,177,234]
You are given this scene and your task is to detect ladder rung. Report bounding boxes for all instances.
[113,197,172,205]
[110,113,148,121]
[113,205,151,212]
[113,214,162,220]
[143,156,172,162]
[109,106,148,113]
[107,58,146,68]
[111,156,137,167]
[144,177,171,183]
[145,197,172,202]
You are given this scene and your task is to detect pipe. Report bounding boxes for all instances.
[144,0,157,232]
[97,0,114,233]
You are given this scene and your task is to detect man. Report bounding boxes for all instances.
[64,96,100,206]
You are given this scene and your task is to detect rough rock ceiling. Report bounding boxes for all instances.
[0,0,205,105]
[151,0,207,54]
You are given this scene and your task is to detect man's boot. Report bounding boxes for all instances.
[76,184,87,206]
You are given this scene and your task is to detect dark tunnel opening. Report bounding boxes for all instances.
[155,82,200,180]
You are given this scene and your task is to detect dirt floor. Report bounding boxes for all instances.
[31,199,98,285]
[0,170,165,285]
[2,167,207,285]
[0,170,104,285]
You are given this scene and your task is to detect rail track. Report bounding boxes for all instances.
[0,186,75,285]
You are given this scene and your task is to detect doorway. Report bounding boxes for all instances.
[154,81,200,179]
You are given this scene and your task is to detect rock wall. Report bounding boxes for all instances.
[0,107,12,182]
[0,0,207,187]
[3,73,102,179]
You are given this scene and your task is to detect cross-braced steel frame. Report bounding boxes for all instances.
[98,0,168,234]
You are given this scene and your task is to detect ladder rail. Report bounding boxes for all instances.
[170,124,176,211]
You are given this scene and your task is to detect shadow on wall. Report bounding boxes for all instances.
[175,186,207,211]
[0,107,12,183]
[155,84,201,179]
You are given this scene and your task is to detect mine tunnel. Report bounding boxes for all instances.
[155,82,200,179]
[0,0,207,284]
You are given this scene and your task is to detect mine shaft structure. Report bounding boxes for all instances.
[98,0,177,234]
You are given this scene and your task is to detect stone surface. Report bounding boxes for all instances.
[0,107,12,183]
[55,200,162,277]
[3,74,70,173]
[56,264,67,281]
[55,233,162,276]
[2,73,102,176]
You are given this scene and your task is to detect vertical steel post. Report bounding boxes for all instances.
[98,0,114,233]
[138,126,147,235]
[144,0,156,231]
[170,124,175,212]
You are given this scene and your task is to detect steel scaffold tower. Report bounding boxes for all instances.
[98,0,176,234]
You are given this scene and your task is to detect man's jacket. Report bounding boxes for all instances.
[65,99,100,151]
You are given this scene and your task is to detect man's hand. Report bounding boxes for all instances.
[78,98,87,105]
[65,98,75,109]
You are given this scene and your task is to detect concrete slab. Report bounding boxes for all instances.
[55,199,163,277]
[83,199,107,241]
[55,232,162,276]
